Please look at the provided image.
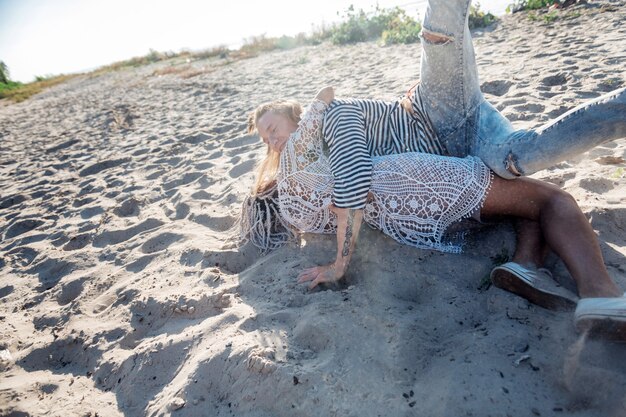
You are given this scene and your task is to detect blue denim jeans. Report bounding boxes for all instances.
[418,0,626,179]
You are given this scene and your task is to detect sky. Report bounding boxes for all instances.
[0,0,511,83]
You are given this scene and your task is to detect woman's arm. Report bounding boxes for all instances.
[287,87,334,172]
[297,87,366,289]
[297,206,364,289]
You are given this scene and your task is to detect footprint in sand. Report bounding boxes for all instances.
[25,257,75,292]
[579,177,615,194]
[481,80,513,97]
[146,169,166,180]
[179,249,204,267]
[594,156,625,165]
[114,298,178,348]
[0,194,28,210]
[154,156,183,166]
[45,139,80,154]
[191,214,235,232]
[88,290,124,316]
[500,98,526,106]
[77,182,104,198]
[541,73,568,86]
[293,322,332,354]
[546,106,570,118]
[92,218,164,247]
[140,232,184,254]
[513,103,545,114]
[209,123,234,135]
[4,219,45,239]
[229,159,256,179]
[214,192,238,206]
[78,157,131,177]
[19,336,91,371]
[598,79,623,92]
[193,161,214,170]
[191,190,214,201]
[202,148,222,160]
[113,197,141,217]
[73,197,97,208]
[5,246,39,268]
[77,221,98,234]
[30,186,60,201]
[124,254,156,273]
[56,277,85,305]
[162,171,204,191]
[173,202,190,220]
[62,233,92,251]
[577,90,603,100]
[200,250,255,274]
[132,148,150,156]
[80,206,104,219]
[223,134,258,149]
[0,285,14,299]
[179,132,211,145]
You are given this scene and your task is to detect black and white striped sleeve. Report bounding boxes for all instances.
[323,103,373,209]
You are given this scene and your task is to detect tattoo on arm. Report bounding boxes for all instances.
[342,209,355,257]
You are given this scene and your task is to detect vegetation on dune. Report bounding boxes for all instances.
[507,0,559,11]
[0,61,9,84]
[88,48,189,77]
[468,3,497,29]
[1,3,501,103]
[0,73,78,103]
[506,0,582,13]
[1,59,81,102]
[329,6,423,45]
[330,3,495,46]
[240,3,495,49]
[507,0,585,23]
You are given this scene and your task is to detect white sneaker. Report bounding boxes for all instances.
[490,262,579,311]
[575,293,626,341]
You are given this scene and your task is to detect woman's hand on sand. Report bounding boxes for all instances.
[297,263,343,290]
[315,86,335,105]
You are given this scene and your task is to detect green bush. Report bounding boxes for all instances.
[1,74,76,102]
[330,6,421,45]
[543,10,559,22]
[506,0,559,12]
[526,8,560,22]
[381,9,422,45]
[331,4,494,45]
[0,61,24,100]
[275,33,313,50]
[0,80,22,95]
[468,3,497,28]
[330,6,372,44]
[0,61,9,84]
[308,25,334,45]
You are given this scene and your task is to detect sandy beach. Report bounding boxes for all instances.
[1,1,625,416]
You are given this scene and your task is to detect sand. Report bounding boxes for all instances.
[1,1,625,416]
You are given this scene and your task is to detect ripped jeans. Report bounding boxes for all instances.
[418,0,626,178]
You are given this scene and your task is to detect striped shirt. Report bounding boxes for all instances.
[322,89,444,209]
[275,99,491,254]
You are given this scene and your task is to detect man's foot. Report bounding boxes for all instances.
[490,262,579,311]
[575,294,626,342]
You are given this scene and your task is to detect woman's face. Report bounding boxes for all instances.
[256,111,298,153]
